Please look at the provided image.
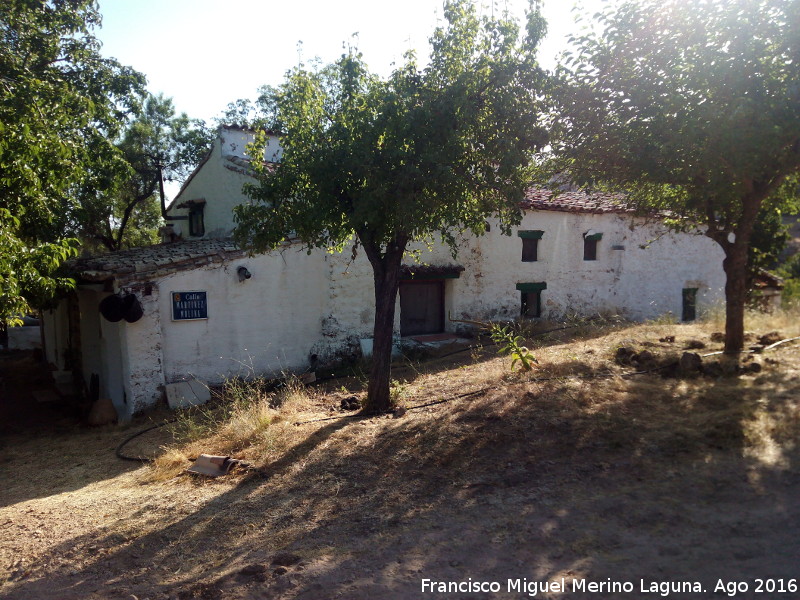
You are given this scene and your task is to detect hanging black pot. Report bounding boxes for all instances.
[122,293,143,323]
[99,294,125,322]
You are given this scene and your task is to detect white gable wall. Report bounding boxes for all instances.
[167,128,282,239]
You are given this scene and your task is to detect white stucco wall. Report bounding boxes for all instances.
[7,325,41,350]
[118,283,166,418]
[156,245,327,386]
[41,208,726,417]
[42,303,69,370]
[43,121,726,416]
[73,287,163,422]
[218,126,282,164]
[402,211,726,325]
[297,211,726,360]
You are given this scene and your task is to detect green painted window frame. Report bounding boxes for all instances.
[516,282,547,318]
[517,230,544,240]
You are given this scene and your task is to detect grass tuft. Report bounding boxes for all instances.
[149,375,318,481]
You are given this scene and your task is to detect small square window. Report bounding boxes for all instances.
[189,206,205,237]
[521,238,538,262]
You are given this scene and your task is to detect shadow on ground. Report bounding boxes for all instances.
[4,341,800,600]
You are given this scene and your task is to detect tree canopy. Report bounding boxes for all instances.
[78,93,212,252]
[235,0,549,412]
[552,0,800,352]
[0,0,145,318]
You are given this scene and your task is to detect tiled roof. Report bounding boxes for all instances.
[522,188,631,214]
[753,269,784,290]
[71,239,247,282]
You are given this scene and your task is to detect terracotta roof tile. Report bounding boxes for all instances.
[522,188,630,214]
[71,239,247,282]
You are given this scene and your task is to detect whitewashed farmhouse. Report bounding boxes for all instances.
[42,126,726,421]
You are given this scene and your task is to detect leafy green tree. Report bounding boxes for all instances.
[216,86,279,130]
[78,93,212,252]
[748,203,790,279]
[552,0,800,353]
[235,0,549,412]
[0,0,145,318]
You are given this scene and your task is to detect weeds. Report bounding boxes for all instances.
[390,379,408,406]
[150,374,317,480]
[489,323,537,372]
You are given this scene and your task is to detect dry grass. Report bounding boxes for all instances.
[149,309,800,483]
[149,376,322,480]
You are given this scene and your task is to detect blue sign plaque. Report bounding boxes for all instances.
[171,291,208,321]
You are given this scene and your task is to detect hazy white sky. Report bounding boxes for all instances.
[95,0,600,123]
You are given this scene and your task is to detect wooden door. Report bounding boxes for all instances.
[399,280,444,336]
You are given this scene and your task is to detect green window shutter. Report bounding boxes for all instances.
[516,282,547,292]
[518,230,544,240]
[584,232,603,241]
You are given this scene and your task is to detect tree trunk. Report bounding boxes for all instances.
[717,191,762,354]
[722,241,749,354]
[360,234,407,414]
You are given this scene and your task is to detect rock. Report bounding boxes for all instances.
[745,361,762,373]
[659,336,675,343]
[340,396,360,411]
[273,567,289,576]
[392,406,407,418]
[633,350,655,365]
[710,332,725,343]
[87,397,117,426]
[685,339,706,349]
[271,552,301,567]
[615,346,636,365]
[678,352,703,376]
[165,379,211,410]
[758,331,782,346]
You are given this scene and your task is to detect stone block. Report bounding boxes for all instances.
[166,379,211,410]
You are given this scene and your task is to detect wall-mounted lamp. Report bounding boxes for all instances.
[237,266,252,282]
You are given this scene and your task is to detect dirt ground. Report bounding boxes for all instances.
[1,320,800,600]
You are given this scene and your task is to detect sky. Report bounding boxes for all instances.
[95,0,600,124]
